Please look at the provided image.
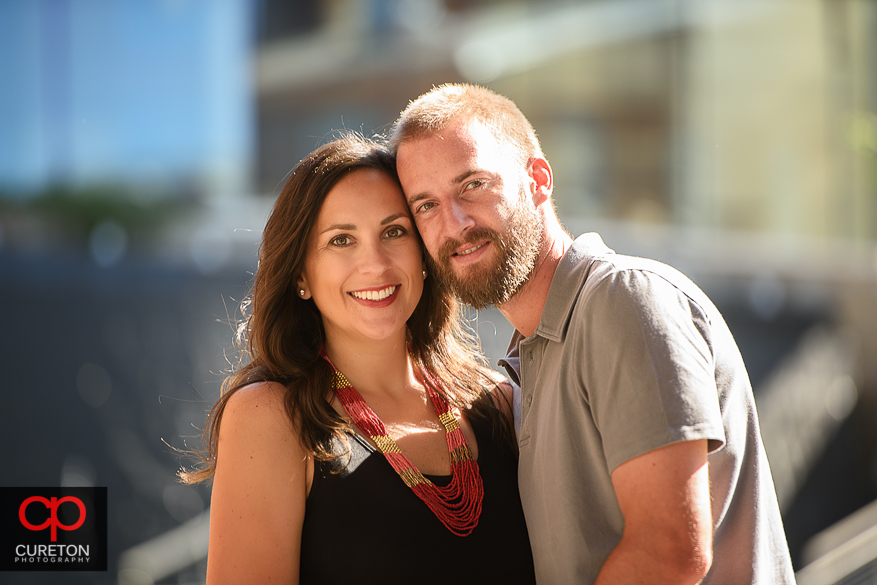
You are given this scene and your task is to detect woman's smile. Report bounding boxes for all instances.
[349,284,399,302]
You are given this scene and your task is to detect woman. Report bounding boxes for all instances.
[182,133,536,584]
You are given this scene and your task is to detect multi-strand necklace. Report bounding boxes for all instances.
[328,362,484,537]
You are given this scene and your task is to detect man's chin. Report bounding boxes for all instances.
[446,273,506,309]
[447,262,491,288]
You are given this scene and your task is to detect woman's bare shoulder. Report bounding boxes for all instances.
[221,381,293,433]
[216,381,307,463]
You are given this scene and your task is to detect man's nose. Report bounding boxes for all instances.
[443,198,475,237]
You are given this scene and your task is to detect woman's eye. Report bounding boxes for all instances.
[385,227,406,239]
[329,235,352,246]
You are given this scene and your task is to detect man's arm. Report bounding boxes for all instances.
[593,439,713,585]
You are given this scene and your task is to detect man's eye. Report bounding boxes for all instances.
[417,201,436,213]
[465,179,486,190]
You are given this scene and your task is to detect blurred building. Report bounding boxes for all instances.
[255,0,876,243]
[0,0,254,198]
[0,0,263,273]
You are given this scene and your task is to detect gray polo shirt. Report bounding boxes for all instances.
[500,233,794,584]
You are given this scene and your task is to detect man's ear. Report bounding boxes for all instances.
[528,157,553,206]
[296,275,312,300]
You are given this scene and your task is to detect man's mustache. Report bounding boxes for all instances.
[437,227,498,265]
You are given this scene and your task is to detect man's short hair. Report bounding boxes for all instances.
[389,83,543,165]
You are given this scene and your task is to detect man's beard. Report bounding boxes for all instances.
[432,196,543,309]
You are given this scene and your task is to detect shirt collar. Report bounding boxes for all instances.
[535,233,614,342]
[498,233,614,375]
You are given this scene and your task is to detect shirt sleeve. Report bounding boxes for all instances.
[571,266,726,473]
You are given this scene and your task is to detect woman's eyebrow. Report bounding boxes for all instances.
[320,213,408,234]
[381,213,408,225]
[320,223,355,234]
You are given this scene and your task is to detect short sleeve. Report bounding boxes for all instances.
[572,267,726,473]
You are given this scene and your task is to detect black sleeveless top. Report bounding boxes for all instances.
[299,419,537,584]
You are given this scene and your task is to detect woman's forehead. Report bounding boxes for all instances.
[316,169,410,228]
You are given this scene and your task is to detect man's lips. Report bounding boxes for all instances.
[453,241,488,257]
[438,228,496,267]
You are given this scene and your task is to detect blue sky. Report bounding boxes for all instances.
[0,0,255,195]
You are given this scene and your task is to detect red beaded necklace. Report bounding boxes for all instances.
[327,361,484,537]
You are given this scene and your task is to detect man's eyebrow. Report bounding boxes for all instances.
[405,169,481,206]
[453,169,479,184]
[407,192,429,206]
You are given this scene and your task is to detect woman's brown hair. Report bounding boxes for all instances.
[181,132,512,483]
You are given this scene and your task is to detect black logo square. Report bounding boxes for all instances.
[0,487,107,571]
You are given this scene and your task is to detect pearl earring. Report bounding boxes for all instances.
[422,270,427,278]
[299,289,306,296]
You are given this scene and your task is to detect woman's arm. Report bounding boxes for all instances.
[207,382,311,585]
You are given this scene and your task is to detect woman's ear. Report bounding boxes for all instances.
[296,276,312,300]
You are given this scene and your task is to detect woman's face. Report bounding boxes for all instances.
[298,168,425,347]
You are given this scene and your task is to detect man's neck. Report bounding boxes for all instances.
[498,226,573,338]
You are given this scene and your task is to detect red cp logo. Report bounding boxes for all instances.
[19,496,87,542]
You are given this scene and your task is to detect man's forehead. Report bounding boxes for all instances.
[400,119,504,162]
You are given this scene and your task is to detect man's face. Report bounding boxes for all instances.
[396,119,542,309]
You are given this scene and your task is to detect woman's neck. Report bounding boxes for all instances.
[323,334,416,399]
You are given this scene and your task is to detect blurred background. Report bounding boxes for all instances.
[1,0,875,583]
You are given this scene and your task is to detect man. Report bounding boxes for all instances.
[391,84,796,584]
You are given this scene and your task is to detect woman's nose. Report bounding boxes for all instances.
[357,241,393,274]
